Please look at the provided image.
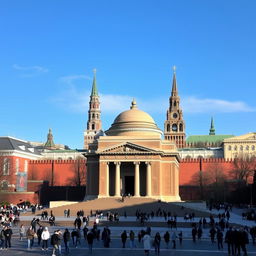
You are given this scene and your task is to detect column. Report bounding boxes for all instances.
[134,162,140,197]
[114,162,121,197]
[146,162,152,197]
[106,162,109,197]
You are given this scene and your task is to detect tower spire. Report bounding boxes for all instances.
[171,66,178,96]
[209,117,215,135]
[91,68,98,97]
[44,128,55,149]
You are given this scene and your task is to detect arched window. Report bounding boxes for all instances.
[179,123,183,132]
[228,145,232,151]
[68,157,73,160]
[240,145,243,151]
[185,155,192,159]
[234,146,237,151]
[252,145,255,151]
[3,158,10,175]
[92,113,95,118]
[166,124,170,132]
[246,145,249,151]
[92,124,95,130]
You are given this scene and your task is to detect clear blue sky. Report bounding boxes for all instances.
[0,0,256,149]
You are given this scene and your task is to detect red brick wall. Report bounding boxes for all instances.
[0,192,38,204]
[29,160,86,186]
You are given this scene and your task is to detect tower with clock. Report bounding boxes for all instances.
[164,67,186,148]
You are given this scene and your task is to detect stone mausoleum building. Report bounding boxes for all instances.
[86,99,181,202]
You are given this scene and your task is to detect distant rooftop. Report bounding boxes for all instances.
[186,135,234,144]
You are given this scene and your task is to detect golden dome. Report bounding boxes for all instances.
[105,99,163,137]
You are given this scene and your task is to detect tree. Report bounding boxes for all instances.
[230,154,256,184]
[68,157,86,186]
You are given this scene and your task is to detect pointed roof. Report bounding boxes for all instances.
[209,117,215,135]
[44,128,55,149]
[171,66,178,96]
[91,69,98,97]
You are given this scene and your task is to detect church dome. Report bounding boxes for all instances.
[105,100,163,137]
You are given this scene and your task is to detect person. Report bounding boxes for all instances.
[163,231,170,249]
[154,232,161,256]
[0,227,4,249]
[63,228,70,254]
[209,227,216,243]
[240,227,249,256]
[26,226,35,249]
[121,230,127,248]
[192,226,197,243]
[19,224,25,241]
[41,227,50,251]
[87,229,94,254]
[217,229,223,250]
[171,231,177,249]
[225,227,234,256]
[178,231,183,246]
[197,226,203,240]
[3,226,13,249]
[143,232,151,256]
[102,227,111,248]
[71,229,78,245]
[129,230,136,248]
[37,226,43,245]
[51,230,62,256]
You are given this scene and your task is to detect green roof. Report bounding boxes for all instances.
[186,135,234,144]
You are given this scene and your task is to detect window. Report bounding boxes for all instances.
[16,159,19,172]
[91,124,95,130]
[179,123,183,132]
[24,160,28,172]
[240,145,243,151]
[3,158,10,175]
[1,180,9,190]
[246,145,249,151]
[252,145,255,151]
[228,145,232,151]
[166,124,170,132]
[68,157,73,160]
[234,146,237,151]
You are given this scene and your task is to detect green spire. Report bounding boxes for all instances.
[44,128,55,149]
[209,117,215,135]
[91,69,98,97]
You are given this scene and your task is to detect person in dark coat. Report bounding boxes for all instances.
[63,228,70,253]
[217,229,223,250]
[37,226,43,245]
[163,231,170,249]
[154,232,161,256]
[102,227,111,248]
[121,230,127,248]
[87,229,94,254]
[3,226,13,249]
[225,227,234,256]
[192,227,197,243]
[233,228,241,256]
[209,227,216,243]
[239,228,249,256]
[51,230,62,256]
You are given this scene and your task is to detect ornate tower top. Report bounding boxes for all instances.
[209,117,216,135]
[164,67,186,148]
[130,98,137,109]
[84,69,103,150]
[44,128,55,149]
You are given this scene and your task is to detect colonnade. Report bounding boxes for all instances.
[105,161,152,197]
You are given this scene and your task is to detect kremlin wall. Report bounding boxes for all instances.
[1,70,256,205]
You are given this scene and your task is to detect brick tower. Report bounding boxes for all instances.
[83,69,103,150]
[164,67,186,148]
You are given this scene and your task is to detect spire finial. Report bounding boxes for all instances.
[171,66,178,96]
[91,69,98,97]
[130,98,137,109]
[173,65,176,73]
[209,117,216,135]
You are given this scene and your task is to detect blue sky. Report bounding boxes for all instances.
[0,0,256,149]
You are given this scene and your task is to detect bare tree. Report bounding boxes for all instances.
[231,154,256,184]
[68,157,86,186]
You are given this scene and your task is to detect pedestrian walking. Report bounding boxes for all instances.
[217,229,223,250]
[26,226,35,249]
[240,227,249,256]
[3,226,13,249]
[197,227,203,240]
[41,227,50,251]
[63,228,70,253]
[51,230,62,256]
[102,226,111,248]
[163,231,170,248]
[37,226,43,245]
[178,231,183,245]
[121,230,127,248]
[192,226,197,243]
[19,224,25,241]
[154,232,161,256]
[87,229,94,254]
[142,232,151,256]
[171,231,177,249]
[129,230,136,248]
[209,227,216,243]
[225,227,234,256]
